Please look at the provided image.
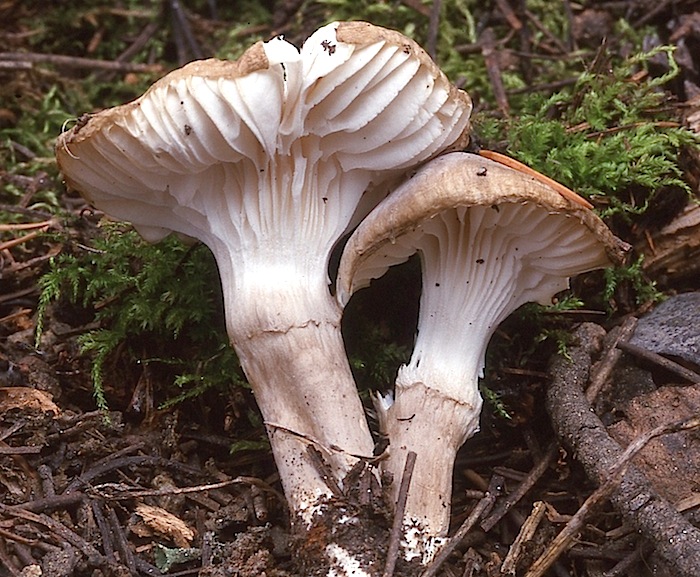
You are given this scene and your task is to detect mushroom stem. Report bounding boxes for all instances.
[229,291,374,523]
[205,250,377,523]
[376,381,480,562]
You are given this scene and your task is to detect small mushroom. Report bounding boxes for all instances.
[337,151,628,561]
[55,20,472,539]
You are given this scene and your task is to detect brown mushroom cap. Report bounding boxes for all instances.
[56,21,471,243]
[335,152,628,557]
[338,151,626,306]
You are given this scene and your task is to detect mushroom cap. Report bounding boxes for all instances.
[55,20,471,250]
[337,151,627,306]
[336,152,628,402]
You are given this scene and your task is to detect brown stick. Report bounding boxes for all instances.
[0,219,56,231]
[616,340,700,384]
[0,52,161,73]
[106,504,136,574]
[0,542,21,577]
[501,500,547,574]
[0,229,49,251]
[480,442,558,532]
[479,28,510,116]
[10,492,86,514]
[0,504,105,566]
[90,500,116,564]
[420,474,503,577]
[426,0,443,61]
[585,316,638,402]
[525,415,700,577]
[523,9,569,54]
[546,323,700,577]
[106,476,283,502]
[0,527,36,546]
[494,0,523,30]
[383,451,417,577]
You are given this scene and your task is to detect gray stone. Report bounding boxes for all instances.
[631,292,700,368]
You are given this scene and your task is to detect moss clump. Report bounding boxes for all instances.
[36,223,244,410]
[478,46,696,210]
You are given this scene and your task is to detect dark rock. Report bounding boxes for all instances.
[630,292,700,369]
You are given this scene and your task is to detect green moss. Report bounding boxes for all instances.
[477,46,697,213]
[36,224,245,410]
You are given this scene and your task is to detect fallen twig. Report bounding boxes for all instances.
[0,503,105,566]
[10,492,85,514]
[0,219,56,232]
[480,442,558,532]
[526,414,700,577]
[103,476,282,502]
[426,0,442,61]
[495,0,523,30]
[0,52,161,73]
[603,545,648,577]
[524,9,569,54]
[107,504,137,574]
[501,500,547,575]
[0,229,49,251]
[383,451,417,577]
[168,0,204,64]
[90,500,116,564]
[546,323,700,577]
[616,340,700,384]
[420,474,503,577]
[480,28,510,116]
[586,316,638,401]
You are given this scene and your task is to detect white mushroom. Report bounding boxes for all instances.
[336,151,628,561]
[55,20,472,542]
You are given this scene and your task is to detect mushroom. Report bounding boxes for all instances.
[336,151,628,561]
[55,20,472,538]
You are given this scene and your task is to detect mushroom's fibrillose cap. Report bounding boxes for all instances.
[337,151,627,307]
[55,21,472,253]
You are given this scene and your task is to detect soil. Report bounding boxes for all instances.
[2,1,700,576]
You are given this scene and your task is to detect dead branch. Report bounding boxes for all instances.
[545,323,700,577]
[420,474,503,577]
[383,451,417,577]
[501,500,546,574]
[585,316,638,402]
[480,28,510,116]
[426,0,443,61]
[616,340,700,384]
[526,413,700,577]
[480,442,558,532]
[0,52,161,73]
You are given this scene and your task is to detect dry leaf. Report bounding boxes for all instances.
[132,503,195,548]
[0,387,60,415]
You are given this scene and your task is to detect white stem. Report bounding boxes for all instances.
[378,204,561,561]
[377,380,481,563]
[224,273,375,525]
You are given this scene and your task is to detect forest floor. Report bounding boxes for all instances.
[1,1,700,576]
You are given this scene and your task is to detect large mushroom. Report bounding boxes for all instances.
[55,19,471,551]
[337,151,628,561]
